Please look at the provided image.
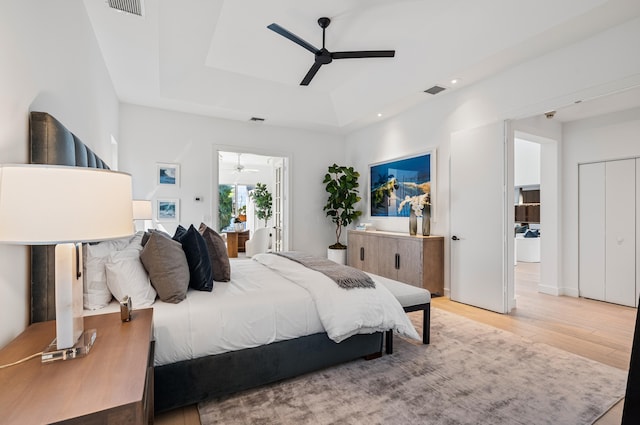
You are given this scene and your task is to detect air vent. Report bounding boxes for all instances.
[108,0,144,17]
[424,85,446,95]
[250,117,265,122]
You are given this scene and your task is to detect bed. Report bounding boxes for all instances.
[28,111,419,412]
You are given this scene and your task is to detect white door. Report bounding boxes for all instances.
[272,158,284,252]
[637,158,640,305]
[605,159,636,306]
[450,122,513,313]
[578,162,606,300]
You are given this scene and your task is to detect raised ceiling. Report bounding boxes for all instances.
[83,0,640,133]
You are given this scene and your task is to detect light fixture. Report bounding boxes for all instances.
[0,165,133,361]
[132,199,152,231]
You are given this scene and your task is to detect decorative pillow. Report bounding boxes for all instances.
[142,229,171,247]
[82,234,136,310]
[140,231,189,303]
[105,247,157,308]
[198,223,231,282]
[173,225,214,291]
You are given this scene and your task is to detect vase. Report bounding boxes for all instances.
[422,208,431,236]
[409,210,417,236]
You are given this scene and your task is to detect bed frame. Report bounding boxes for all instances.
[28,111,383,412]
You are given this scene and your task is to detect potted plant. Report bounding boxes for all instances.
[323,164,362,264]
[249,182,273,227]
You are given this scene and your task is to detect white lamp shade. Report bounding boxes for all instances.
[0,165,134,244]
[132,199,152,220]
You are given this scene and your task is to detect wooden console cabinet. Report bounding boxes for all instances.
[0,309,154,425]
[348,230,444,296]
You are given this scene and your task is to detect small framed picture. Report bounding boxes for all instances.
[157,163,180,186]
[157,198,179,222]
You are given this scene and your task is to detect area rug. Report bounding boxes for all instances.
[198,308,627,425]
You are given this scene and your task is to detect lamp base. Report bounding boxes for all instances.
[41,329,97,363]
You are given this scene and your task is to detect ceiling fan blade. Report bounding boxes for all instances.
[267,23,319,54]
[300,62,323,86]
[332,50,396,59]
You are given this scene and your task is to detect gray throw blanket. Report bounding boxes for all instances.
[273,251,375,290]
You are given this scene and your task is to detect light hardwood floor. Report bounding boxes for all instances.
[156,262,636,425]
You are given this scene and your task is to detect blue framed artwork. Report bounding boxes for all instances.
[157,198,179,222]
[157,163,180,186]
[369,151,435,218]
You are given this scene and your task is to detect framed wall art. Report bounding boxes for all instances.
[156,198,179,222]
[369,150,436,219]
[157,163,180,186]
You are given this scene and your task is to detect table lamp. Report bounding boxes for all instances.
[0,164,133,361]
[132,199,152,231]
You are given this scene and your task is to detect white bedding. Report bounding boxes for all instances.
[253,253,420,343]
[86,258,323,366]
[85,254,420,366]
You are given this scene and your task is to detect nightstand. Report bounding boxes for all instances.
[0,308,154,425]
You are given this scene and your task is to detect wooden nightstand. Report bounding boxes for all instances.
[0,309,154,425]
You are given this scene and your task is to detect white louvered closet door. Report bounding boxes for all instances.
[604,159,636,307]
[579,158,637,307]
[579,162,606,301]
[637,158,640,305]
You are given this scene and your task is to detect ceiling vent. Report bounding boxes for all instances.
[250,117,265,122]
[424,85,446,95]
[108,0,144,17]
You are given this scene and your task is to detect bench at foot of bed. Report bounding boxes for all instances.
[379,279,431,354]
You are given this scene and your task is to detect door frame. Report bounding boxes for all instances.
[212,144,291,252]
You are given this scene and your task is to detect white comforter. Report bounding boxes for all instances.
[254,253,420,343]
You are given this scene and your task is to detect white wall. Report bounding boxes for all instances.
[118,103,345,256]
[0,1,119,347]
[561,106,640,296]
[514,139,541,188]
[346,17,640,294]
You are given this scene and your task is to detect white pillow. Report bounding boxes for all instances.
[105,247,157,308]
[83,233,144,310]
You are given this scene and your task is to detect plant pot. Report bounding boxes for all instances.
[327,247,347,265]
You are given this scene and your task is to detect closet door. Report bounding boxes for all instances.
[637,158,640,305]
[605,159,636,307]
[579,163,605,300]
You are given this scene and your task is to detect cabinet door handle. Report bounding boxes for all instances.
[395,253,400,270]
[360,247,364,261]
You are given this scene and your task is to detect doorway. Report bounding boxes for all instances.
[514,137,542,296]
[215,149,289,252]
[512,128,561,297]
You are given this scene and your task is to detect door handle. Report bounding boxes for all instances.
[451,235,459,241]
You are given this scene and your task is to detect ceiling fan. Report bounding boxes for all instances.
[230,153,259,174]
[267,17,395,86]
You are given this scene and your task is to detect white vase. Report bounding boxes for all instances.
[327,248,347,265]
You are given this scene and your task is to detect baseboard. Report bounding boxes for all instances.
[537,284,560,296]
[560,287,580,297]
[538,284,580,297]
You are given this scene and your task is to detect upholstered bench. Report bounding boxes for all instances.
[378,277,431,354]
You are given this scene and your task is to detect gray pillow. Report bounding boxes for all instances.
[198,223,231,282]
[140,231,189,303]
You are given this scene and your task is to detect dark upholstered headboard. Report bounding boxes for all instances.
[29,111,111,323]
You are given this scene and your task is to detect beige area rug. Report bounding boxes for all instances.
[198,308,627,425]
